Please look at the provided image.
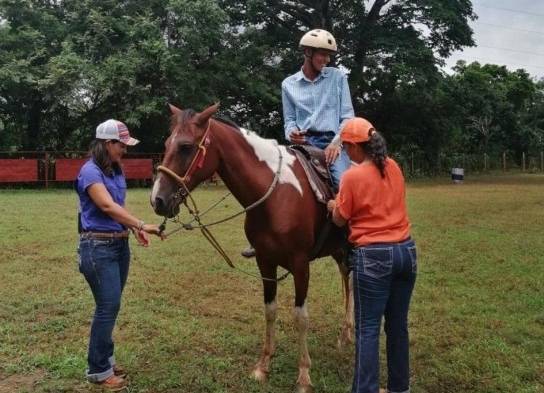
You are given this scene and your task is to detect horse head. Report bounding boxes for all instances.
[151,103,220,217]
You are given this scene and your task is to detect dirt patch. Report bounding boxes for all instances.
[0,369,47,393]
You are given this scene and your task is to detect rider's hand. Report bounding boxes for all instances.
[327,199,336,212]
[289,129,307,145]
[324,143,341,165]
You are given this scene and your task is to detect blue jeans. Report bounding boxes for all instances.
[306,132,351,191]
[351,238,417,393]
[78,237,130,382]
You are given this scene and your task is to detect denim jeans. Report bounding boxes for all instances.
[351,238,417,393]
[306,132,351,191]
[78,237,130,382]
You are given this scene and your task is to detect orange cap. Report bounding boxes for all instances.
[340,117,375,144]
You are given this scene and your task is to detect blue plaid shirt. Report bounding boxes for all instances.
[281,67,354,141]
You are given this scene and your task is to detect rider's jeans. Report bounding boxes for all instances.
[350,238,417,393]
[306,132,351,191]
[78,237,130,382]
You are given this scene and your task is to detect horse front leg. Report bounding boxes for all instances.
[251,263,278,383]
[294,262,313,393]
[337,261,354,348]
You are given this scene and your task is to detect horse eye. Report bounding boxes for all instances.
[179,144,193,154]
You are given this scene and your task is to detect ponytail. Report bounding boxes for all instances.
[360,131,387,178]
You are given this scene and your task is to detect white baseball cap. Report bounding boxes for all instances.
[96,119,140,146]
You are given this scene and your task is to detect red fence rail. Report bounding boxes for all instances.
[55,158,87,181]
[54,158,153,181]
[0,151,162,186]
[118,159,154,180]
[0,159,39,182]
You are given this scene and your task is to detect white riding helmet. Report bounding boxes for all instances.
[299,29,337,52]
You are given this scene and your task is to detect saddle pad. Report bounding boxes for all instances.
[290,146,334,204]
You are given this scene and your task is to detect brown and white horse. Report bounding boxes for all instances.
[150,103,353,393]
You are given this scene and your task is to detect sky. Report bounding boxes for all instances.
[444,0,544,79]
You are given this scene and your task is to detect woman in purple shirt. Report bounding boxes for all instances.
[76,119,163,391]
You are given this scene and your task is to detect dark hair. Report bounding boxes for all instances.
[359,131,388,178]
[88,139,122,177]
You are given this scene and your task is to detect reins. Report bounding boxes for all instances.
[156,122,291,283]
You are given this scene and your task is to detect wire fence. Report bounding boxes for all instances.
[392,151,544,177]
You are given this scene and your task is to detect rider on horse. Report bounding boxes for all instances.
[242,28,355,258]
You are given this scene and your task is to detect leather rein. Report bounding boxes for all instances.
[156,121,290,283]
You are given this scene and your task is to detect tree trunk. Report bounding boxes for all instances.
[24,97,43,150]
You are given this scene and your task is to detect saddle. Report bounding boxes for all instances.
[289,145,334,204]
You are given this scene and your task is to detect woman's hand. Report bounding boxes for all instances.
[133,223,167,246]
[327,199,347,227]
[143,223,167,239]
[133,228,151,247]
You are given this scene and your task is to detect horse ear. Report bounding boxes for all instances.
[168,103,183,115]
[195,102,220,126]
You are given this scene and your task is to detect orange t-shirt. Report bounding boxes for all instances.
[336,157,410,246]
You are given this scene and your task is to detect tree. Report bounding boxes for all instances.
[445,61,538,157]
[0,0,252,151]
[218,0,476,143]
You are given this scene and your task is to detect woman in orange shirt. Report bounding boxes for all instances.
[327,117,417,393]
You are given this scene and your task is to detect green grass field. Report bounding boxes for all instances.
[0,174,543,393]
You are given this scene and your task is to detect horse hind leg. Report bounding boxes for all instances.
[251,265,278,383]
[335,253,354,348]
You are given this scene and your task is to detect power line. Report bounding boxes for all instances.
[478,4,544,19]
[477,21,544,37]
[477,44,544,58]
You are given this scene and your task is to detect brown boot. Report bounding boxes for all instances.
[113,364,127,378]
[94,374,127,391]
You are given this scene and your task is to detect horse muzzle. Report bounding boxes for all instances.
[152,195,181,218]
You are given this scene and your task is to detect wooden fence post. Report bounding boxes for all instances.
[411,152,414,174]
[522,152,526,172]
[503,151,506,172]
[541,151,543,172]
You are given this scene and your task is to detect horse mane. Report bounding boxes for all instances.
[215,116,240,130]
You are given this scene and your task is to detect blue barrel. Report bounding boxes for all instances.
[451,167,464,183]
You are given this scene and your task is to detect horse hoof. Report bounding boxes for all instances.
[251,368,268,383]
[296,384,314,393]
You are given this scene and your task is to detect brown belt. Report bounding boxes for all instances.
[80,231,130,239]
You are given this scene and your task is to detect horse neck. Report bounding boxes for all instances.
[212,122,280,207]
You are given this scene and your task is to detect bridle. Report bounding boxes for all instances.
[156,120,290,283]
[157,119,212,203]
